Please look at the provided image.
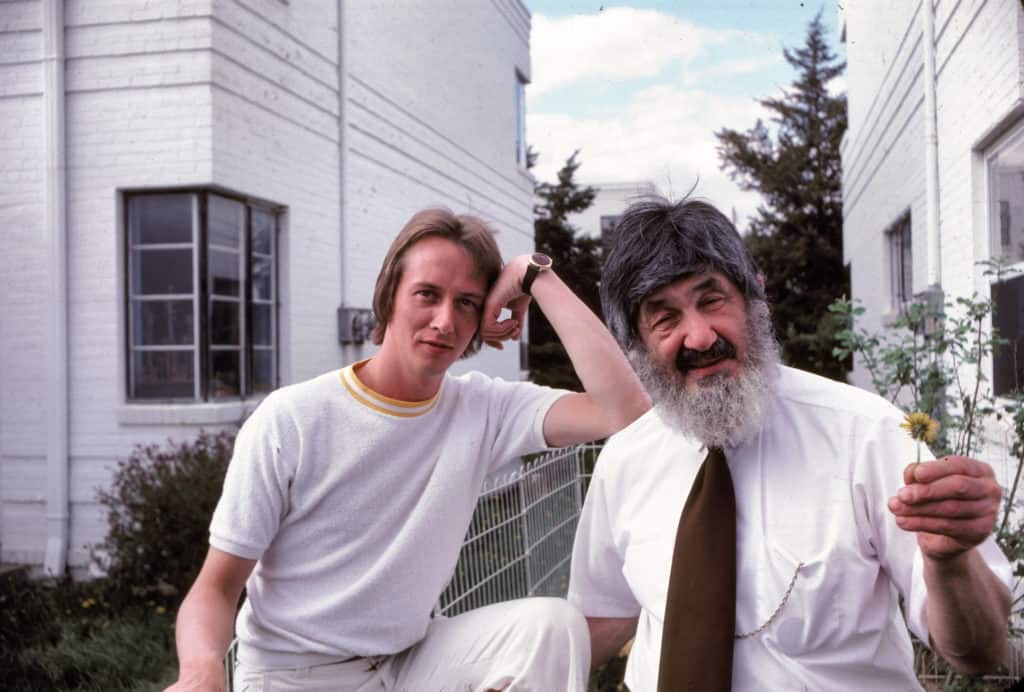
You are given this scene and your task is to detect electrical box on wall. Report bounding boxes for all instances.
[337,306,376,345]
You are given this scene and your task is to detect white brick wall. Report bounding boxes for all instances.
[842,0,1023,391]
[1,0,535,570]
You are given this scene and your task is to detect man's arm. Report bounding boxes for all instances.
[480,257,650,447]
[887,456,1011,674]
[165,547,256,692]
[587,616,639,669]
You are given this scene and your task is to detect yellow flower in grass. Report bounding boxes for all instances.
[901,411,940,463]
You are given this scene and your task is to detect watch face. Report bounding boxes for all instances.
[531,252,552,268]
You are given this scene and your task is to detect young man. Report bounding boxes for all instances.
[569,197,1012,691]
[166,209,649,692]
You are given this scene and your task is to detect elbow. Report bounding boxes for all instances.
[942,638,1009,676]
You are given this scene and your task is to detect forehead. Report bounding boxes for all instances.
[400,236,486,288]
[640,270,740,310]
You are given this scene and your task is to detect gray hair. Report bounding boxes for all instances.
[600,195,764,350]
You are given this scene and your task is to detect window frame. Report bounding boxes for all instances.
[124,189,279,403]
[885,212,913,311]
[515,69,528,167]
[985,125,1024,397]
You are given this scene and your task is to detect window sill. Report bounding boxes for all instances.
[116,398,264,426]
[880,308,904,328]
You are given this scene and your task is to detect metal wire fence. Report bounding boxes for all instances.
[434,443,601,616]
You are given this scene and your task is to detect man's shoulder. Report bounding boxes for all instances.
[775,366,904,423]
[598,408,699,473]
[251,369,344,420]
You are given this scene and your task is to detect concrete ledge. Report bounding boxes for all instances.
[115,398,263,426]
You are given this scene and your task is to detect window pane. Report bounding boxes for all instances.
[130,194,193,245]
[252,304,272,346]
[993,273,1024,397]
[253,256,272,301]
[132,350,194,399]
[208,195,243,249]
[209,349,241,399]
[210,300,240,345]
[900,226,912,301]
[252,208,274,255]
[252,348,273,393]
[209,248,241,297]
[991,136,1024,264]
[132,299,194,346]
[133,248,193,295]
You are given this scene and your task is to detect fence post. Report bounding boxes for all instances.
[519,459,533,596]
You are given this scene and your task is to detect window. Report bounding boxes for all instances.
[515,71,527,167]
[988,126,1024,396]
[886,214,912,309]
[600,215,621,239]
[126,191,278,401]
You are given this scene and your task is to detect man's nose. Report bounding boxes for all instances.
[431,301,456,334]
[680,313,717,352]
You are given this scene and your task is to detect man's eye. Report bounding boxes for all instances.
[701,295,724,309]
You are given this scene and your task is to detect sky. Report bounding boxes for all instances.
[523,1,844,229]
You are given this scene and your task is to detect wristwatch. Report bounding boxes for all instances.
[522,253,553,296]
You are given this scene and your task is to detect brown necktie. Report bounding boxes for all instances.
[657,446,737,692]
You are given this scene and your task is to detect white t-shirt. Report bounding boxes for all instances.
[569,365,1012,691]
[210,361,568,671]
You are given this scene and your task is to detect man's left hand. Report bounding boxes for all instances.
[479,257,531,350]
[887,456,1002,561]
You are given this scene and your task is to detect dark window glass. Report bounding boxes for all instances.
[133,248,193,295]
[210,300,240,345]
[992,136,1024,264]
[132,351,194,399]
[252,208,274,255]
[209,248,241,297]
[253,256,272,301]
[251,304,272,346]
[887,216,912,307]
[209,350,241,399]
[993,273,1024,397]
[127,190,277,401]
[133,300,194,346]
[253,349,273,393]
[130,194,193,245]
[208,195,243,249]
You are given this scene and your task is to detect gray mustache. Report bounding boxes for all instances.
[675,337,737,374]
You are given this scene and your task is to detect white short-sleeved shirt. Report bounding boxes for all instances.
[210,362,568,671]
[569,365,1011,691]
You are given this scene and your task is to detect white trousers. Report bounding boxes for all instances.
[234,597,591,692]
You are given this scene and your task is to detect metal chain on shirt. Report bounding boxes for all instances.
[734,561,805,639]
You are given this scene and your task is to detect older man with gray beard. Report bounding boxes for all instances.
[568,196,1012,691]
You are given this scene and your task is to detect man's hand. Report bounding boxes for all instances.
[163,662,225,692]
[480,256,531,350]
[886,456,1002,561]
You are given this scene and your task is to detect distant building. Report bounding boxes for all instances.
[567,180,660,244]
[0,0,534,574]
[840,2,1023,468]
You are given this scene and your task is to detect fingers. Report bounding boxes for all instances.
[902,456,995,485]
[893,473,1002,506]
[889,456,1001,558]
[890,512,995,545]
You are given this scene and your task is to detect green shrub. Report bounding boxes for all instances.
[95,430,234,606]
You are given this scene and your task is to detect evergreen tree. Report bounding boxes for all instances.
[716,12,849,380]
[528,150,600,390]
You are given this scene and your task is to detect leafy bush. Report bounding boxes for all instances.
[95,430,234,605]
[829,269,1024,687]
[1,572,176,692]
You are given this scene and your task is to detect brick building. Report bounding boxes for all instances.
[840,1,1023,473]
[0,0,535,574]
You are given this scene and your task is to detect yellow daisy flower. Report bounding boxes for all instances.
[900,412,940,443]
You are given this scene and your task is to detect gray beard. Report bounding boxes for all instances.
[629,299,780,449]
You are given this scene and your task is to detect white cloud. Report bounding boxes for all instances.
[529,8,762,98]
[527,84,770,228]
